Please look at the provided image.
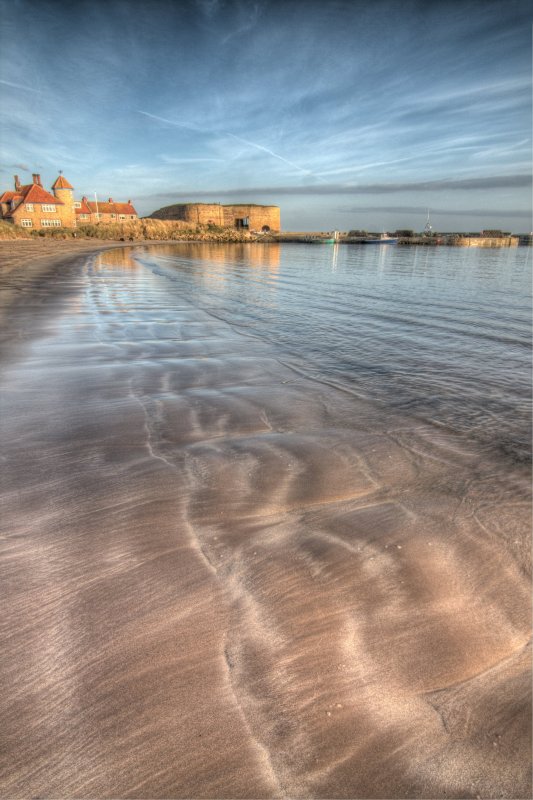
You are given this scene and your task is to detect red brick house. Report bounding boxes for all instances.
[0,172,139,229]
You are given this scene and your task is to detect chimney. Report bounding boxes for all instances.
[127,199,131,204]
[108,197,113,203]
[82,196,87,203]
[32,173,41,186]
[14,175,21,191]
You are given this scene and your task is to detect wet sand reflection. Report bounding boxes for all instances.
[0,247,530,799]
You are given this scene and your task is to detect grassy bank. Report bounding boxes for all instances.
[0,219,255,242]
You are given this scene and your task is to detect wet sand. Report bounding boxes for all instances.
[0,244,531,798]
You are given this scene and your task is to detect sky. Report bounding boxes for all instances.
[0,0,531,232]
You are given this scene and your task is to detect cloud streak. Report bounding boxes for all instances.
[334,205,531,219]
[0,79,41,93]
[142,173,531,200]
[137,110,311,175]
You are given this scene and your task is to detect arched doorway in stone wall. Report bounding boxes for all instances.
[262,225,271,232]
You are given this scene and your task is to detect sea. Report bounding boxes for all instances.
[137,241,532,465]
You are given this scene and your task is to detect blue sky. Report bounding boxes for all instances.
[0,0,530,231]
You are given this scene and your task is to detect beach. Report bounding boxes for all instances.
[0,240,531,799]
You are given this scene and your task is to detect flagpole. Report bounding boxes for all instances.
[94,192,100,223]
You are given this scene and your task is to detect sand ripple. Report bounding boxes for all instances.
[0,247,530,799]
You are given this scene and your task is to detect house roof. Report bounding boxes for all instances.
[75,198,92,214]
[52,175,74,190]
[87,201,115,214]
[0,191,18,203]
[3,183,63,217]
[86,200,137,215]
[114,202,137,215]
[21,183,63,205]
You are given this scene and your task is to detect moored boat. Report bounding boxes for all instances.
[360,233,398,244]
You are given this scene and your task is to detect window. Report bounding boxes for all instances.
[26,203,34,212]
[21,219,33,227]
[130,215,135,219]
[110,214,116,218]
[78,214,89,220]
[41,219,61,227]
[42,204,56,212]
[74,202,81,208]
[119,214,125,220]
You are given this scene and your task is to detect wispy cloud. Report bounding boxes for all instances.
[142,173,531,200]
[161,155,225,164]
[334,205,531,219]
[0,79,41,93]
[221,2,262,44]
[137,110,312,175]
[136,110,204,133]
[225,133,312,175]
[0,162,32,172]
[195,0,220,19]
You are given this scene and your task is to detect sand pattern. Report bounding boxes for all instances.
[0,246,530,798]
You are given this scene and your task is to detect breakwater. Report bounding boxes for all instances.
[275,233,521,247]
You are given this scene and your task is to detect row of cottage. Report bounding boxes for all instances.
[0,173,138,229]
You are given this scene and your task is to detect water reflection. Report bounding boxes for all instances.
[136,242,531,462]
[330,243,339,272]
[138,242,280,271]
[95,248,138,269]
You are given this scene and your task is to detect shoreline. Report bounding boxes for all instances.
[0,239,128,304]
[0,241,530,798]
[0,240,144,358]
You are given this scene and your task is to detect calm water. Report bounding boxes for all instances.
[138,243,532,463]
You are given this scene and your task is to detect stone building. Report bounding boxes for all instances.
[150,202,280,232]
[82,198,138,224]
[0,173,138,229]
[0,174,74,229]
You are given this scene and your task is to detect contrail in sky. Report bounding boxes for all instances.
[0,79,41,93]
[224,132,311,174]
[137,110,312,175]
[137,110,203,132]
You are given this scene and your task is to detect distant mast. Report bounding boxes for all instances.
[424,208,433,235]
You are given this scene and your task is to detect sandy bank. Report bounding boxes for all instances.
[0,239,128,311]
[0,238,128,276]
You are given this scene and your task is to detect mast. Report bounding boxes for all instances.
[424,208,433,235]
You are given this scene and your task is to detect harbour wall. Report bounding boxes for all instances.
[450,236,519,247]
[274,233,522,247]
